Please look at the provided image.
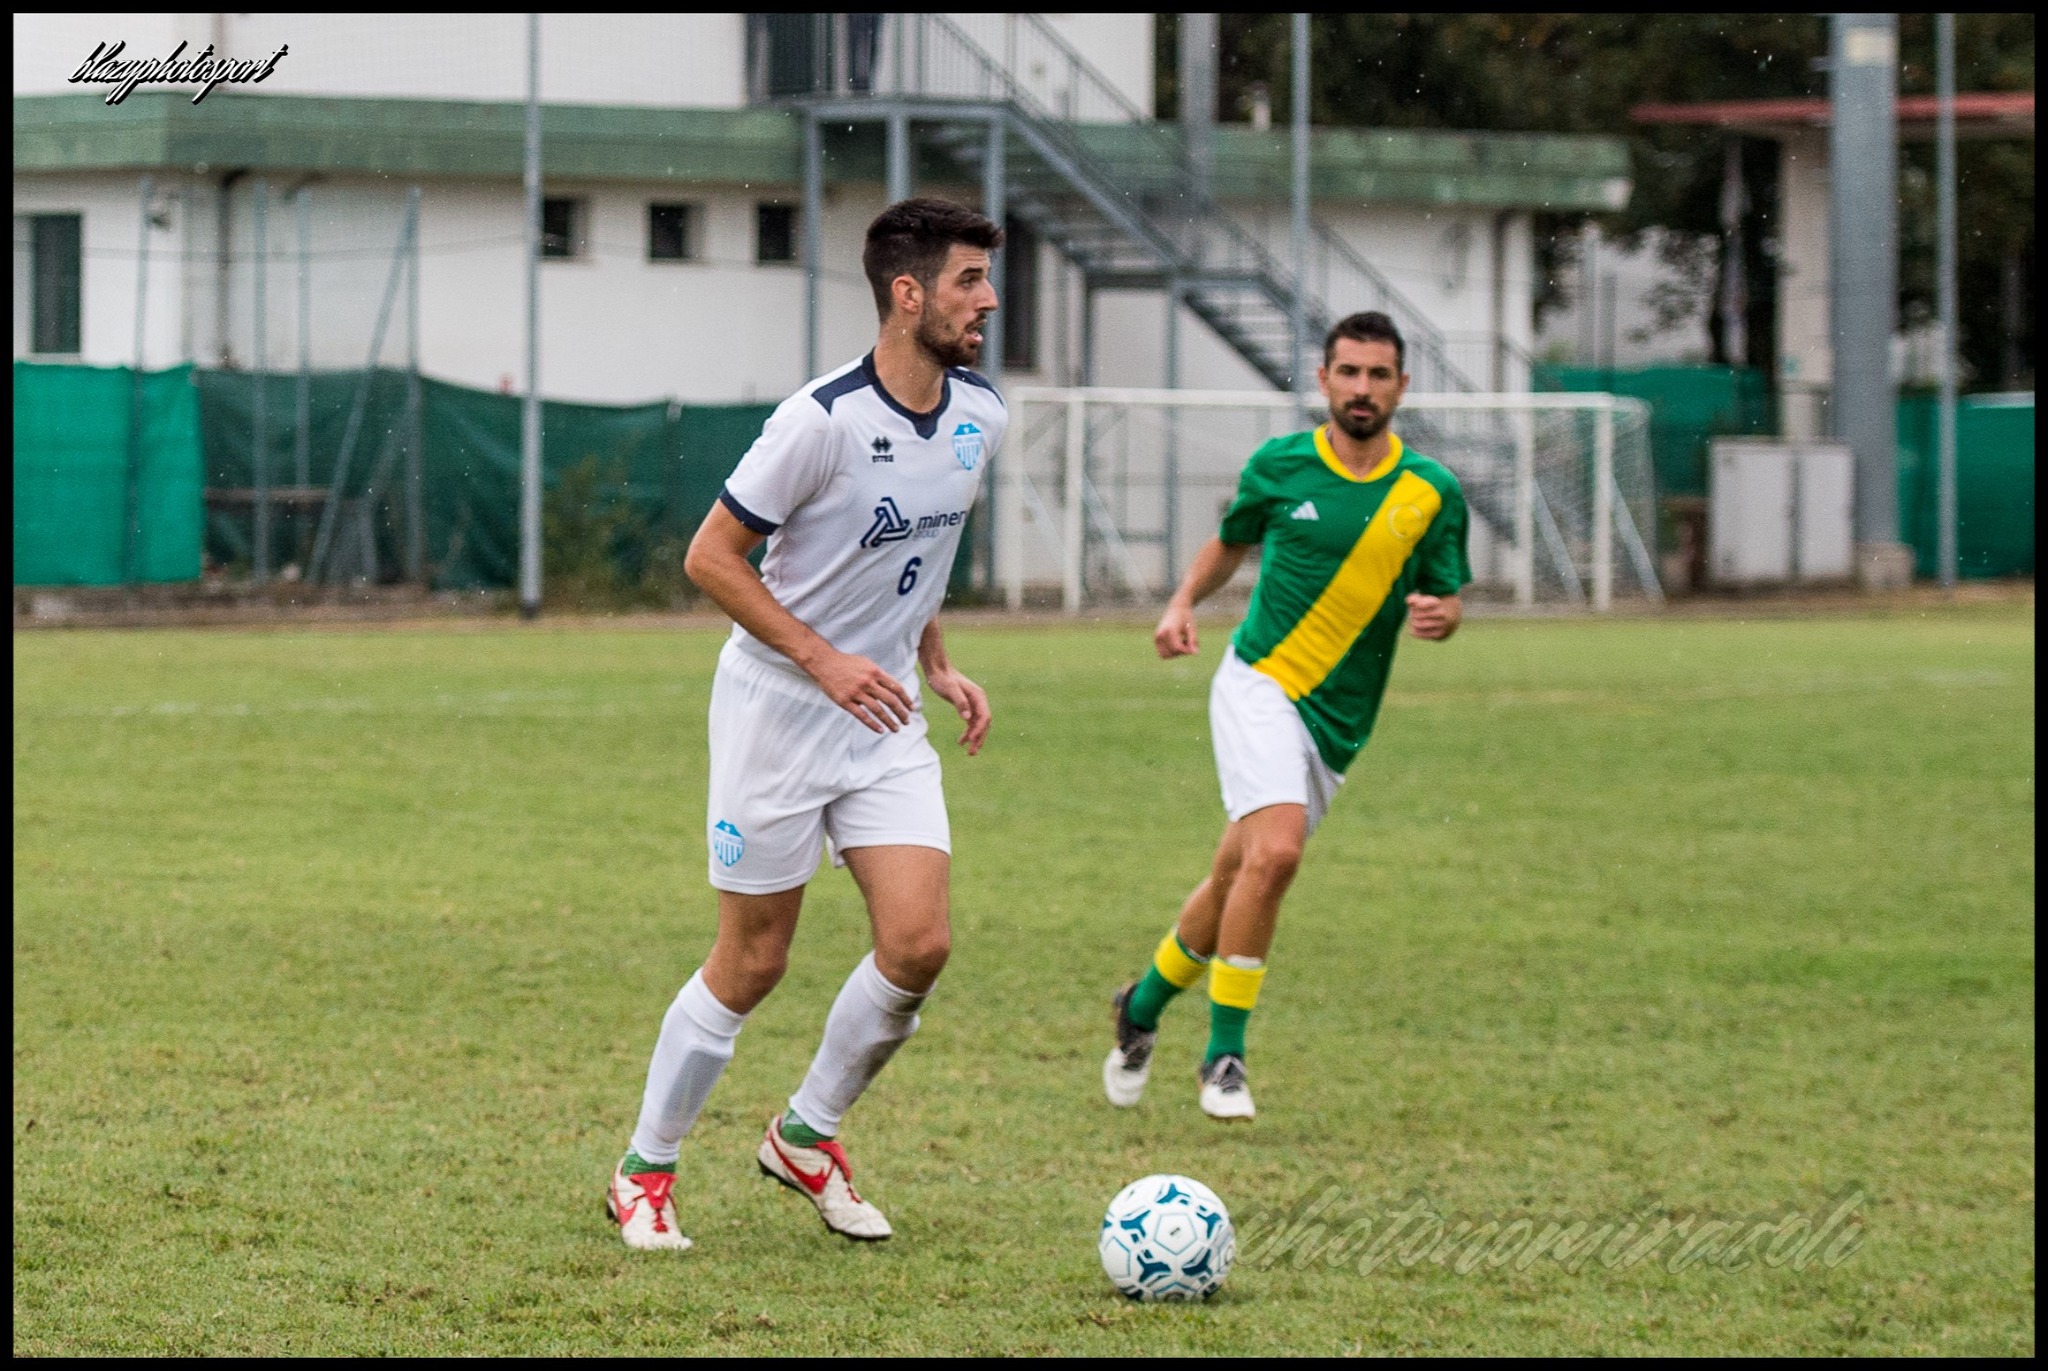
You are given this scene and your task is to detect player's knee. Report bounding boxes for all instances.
[1241,837,1302,885]
[882,924,951,988]
[735,940,791,994]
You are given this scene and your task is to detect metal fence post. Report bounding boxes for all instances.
[294,186,312,566]
[1062,391,1085,612]
[519,13,543,617]
[998,414,1025,609]
[1935,13,1959,590]
[252,179,271,585]
[1513,409,1535,606]
[405,185,425,584]
[1592,401,1614,612]
[123,175,154,590]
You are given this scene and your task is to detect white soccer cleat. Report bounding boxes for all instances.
[1103,981,1156,1108]
[756,1115,893,1242]
[1198,1054,1256,1121]
[606,1161,693,1251]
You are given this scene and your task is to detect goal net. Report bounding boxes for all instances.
[994,388,1661,611]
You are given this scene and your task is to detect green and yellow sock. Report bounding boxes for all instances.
[1205,956,1266,1064]
[1126,929,1210,1031]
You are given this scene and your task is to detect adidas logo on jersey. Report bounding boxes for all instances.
[1290,501,1320,521]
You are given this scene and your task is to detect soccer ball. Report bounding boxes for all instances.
[1098,1174,1235,1301]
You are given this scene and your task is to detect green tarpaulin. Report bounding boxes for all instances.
[1896,393,2035,579]
[15,362,994,597]
[14,361,205,586]
[1539,363,1776,500]
[191,368,775,591]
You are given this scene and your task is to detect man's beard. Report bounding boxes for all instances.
[1328,397,1391,441]
[917,311,987,370]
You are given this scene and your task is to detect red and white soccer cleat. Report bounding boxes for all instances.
[755,1114,893,1241]
[606,1161,693,1251]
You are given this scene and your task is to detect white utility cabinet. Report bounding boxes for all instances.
[1709,439,1854,585]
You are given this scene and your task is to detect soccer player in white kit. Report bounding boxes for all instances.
[605,199,1006,1250]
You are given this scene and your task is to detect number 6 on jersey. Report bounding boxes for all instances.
[898,556,922,595]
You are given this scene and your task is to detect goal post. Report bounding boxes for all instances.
[995,387,1661,612]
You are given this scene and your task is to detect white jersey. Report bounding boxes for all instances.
[720,352,1005,689]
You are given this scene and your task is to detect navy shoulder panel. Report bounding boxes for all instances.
[950,367,1003,404]
[810,368,872,414]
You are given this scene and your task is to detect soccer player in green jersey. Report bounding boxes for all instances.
[1103,310,1471,1120]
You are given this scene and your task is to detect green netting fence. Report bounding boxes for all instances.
[191,369,777,593]
[18,363,992,599]
[14,361,205,586]
[1538,363,1777,500]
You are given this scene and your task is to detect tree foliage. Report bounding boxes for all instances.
[1159,14,2034,385]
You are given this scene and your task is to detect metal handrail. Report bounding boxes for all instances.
[928,16,1477,392]
[811,14,1486,394]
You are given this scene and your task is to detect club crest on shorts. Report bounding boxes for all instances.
[711,820,745,867]
[951,422,984,471]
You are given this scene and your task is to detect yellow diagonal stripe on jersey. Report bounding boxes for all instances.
[1252,470,1443,701]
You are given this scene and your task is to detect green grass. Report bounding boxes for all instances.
[12,605,2035,1354]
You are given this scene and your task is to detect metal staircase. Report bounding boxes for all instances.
[783,13,1484,396]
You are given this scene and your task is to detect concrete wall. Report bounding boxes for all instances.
[12,173,186,370]
[15,170,1547,405]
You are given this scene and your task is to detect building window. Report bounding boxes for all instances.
[756,204,797,264]
[1002,215,1038,371]
[28,214,82,354]
[541,197,586,259]
[648,203,698,262]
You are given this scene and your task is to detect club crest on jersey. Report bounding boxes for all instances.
[859,496,913,548]
[951,422,984,471]
[711,820,745,867]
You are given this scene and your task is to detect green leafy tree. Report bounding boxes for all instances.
[1159,14,2033,385]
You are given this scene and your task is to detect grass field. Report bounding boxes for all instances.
[12,603,2035,1354]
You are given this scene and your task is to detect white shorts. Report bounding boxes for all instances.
[705,641,951,894]
[1210,647,1345,837]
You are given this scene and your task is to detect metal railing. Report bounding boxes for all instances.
[776,14,1491,394]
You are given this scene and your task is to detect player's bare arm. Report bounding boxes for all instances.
[916,618,991,755]
[1155,538,1251,659]
[684,504,914,733]
[1405,591,1462,641]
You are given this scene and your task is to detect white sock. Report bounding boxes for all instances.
[786,951,926,1138]
[628,969,748,1165]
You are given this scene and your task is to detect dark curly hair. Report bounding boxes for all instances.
[863,197,1005,322]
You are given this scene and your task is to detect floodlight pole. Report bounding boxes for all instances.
[1935,13,1958,590]
[1829,13,1902,588]
[519,13,542,619]
[1288,13,1310,406]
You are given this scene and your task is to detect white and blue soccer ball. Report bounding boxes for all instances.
[1098,1174,1235,1301]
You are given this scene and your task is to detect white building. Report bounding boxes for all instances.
[15,13,1630,406]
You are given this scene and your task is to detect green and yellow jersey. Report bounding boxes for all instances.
[1221,426,1471,773]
